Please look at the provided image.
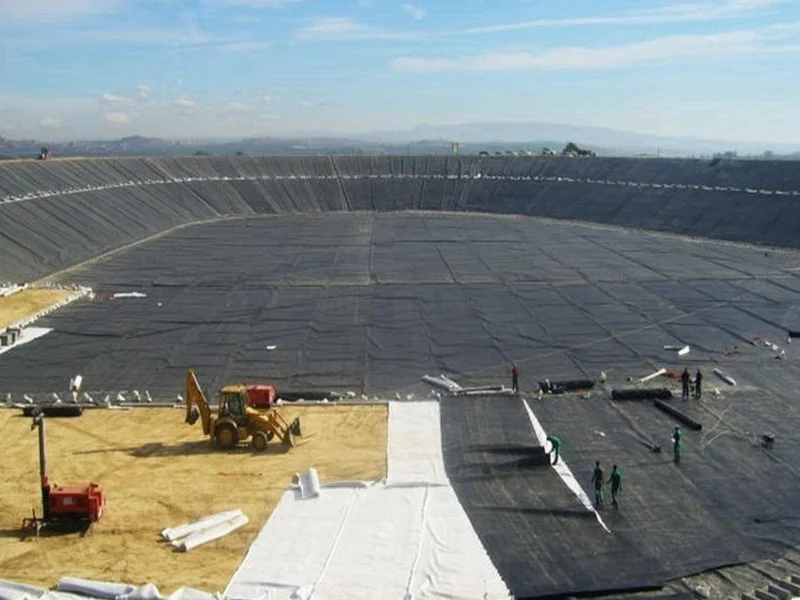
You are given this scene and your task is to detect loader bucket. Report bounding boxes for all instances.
[290,417,302,438]
[186,407,200,425]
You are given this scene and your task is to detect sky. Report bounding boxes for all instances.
[0,0,799,143]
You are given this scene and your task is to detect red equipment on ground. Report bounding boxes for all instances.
[22,411,105,535]
[245,385,277,409]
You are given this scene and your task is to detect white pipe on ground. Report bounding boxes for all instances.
[639,368,667,383]
[161,509,244,542]
[57,576,136,599]
[177,514,249,552]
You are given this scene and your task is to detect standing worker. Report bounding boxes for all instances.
[591,461,605,507]
[694,369,703,399]
[511,363,519,393]
[672,426,682,464]
[607,464,622,508]
[681,368,690,400]
[546,435,561,465]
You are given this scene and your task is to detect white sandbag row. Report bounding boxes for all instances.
[161,509,248,552]
[0,283,27,297]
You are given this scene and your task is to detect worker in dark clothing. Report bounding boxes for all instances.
[672,426,682,464]
[511,363,519,393]
[694,369,703,399]
[546,435,561,465]
[591,461,604,507]
[607,464,622,508]
[681,368,690,400]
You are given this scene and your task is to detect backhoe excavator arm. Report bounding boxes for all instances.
[186,370,212,436]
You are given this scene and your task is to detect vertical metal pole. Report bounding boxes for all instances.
[36,415,50,521]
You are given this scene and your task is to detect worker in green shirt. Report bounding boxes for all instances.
[607,464,622,508]
[672,426,682,464]
[546,435,561,465]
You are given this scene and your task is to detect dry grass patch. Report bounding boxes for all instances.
[0,289,75,330]
[0,404,387,593]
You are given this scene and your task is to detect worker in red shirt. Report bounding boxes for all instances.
[511,363,519,393]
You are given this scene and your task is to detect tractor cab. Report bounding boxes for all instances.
[217,385,249,426]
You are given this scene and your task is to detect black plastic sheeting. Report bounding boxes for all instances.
[2,156,800,283]
[1,212,800,401]
[441,394,800,599]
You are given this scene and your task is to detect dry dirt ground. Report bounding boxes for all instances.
[0,404,387,593]
[0,289,74,330]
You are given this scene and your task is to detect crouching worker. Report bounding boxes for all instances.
[546,435,561,465]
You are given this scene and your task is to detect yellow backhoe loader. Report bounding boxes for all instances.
[185,370,302,451]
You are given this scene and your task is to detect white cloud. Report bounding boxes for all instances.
[390,26,800,73]
[402,3,425,21]
[204,0,301,6]
[0,0,122,21]
[224,102,251,113]
[40,116,63,128]
[295,17,376,39]
[101,93,135,108]
[452,0,789,35]
[295,0,788,41]
[104,111,131,123]
[173,96,196,108]
[137,84,150,99]
[216,41,270,52]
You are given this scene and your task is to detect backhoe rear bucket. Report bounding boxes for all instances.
[186,407,200,425]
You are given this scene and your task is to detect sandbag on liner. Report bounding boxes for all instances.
[297,467,321,499]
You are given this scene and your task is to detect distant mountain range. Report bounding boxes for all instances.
[1,122,798,158]
[362,122,800,156]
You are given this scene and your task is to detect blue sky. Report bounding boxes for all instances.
[0,0,799,143]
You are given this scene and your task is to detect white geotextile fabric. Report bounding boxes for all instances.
[0,327,52,356]
[224,401,511,600]
[386,401,449,486]
[0,579,216,600]
[224,484,511,600]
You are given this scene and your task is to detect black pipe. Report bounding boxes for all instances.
[612,388,673,401]
[653,399,702,431]
[538,379,595,395]
[22,405,84,417]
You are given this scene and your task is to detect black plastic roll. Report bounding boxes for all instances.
[538,379,595,395]
[276,391,344,402]
[653,399,702,431]
[611,388,673,401]
[788,330,800,339]
[21,405,84,418]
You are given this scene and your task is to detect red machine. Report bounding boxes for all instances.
[246,384,277,409]
[22,411,105,534]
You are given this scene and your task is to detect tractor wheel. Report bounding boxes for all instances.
[252,431,269,452]
[215,424,238,449]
